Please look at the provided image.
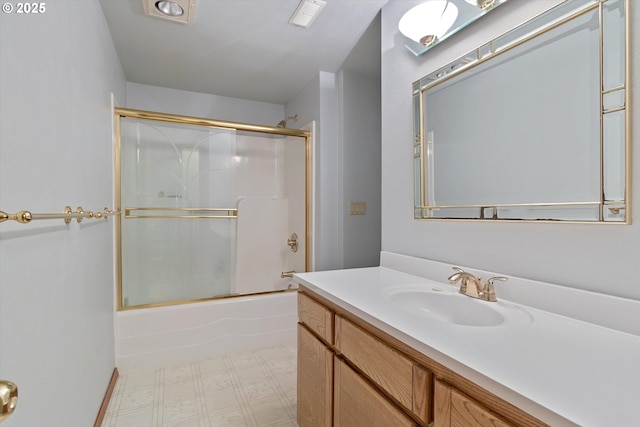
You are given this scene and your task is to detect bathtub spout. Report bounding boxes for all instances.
[281,270,295,278]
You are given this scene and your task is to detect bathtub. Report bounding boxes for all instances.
[115,291,298,372]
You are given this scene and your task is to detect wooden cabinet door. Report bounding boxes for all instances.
[297,324,333,427]
[434,380,514,427]
[334,357,419,427]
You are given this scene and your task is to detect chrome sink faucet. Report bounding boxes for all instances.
[447,267,507,302]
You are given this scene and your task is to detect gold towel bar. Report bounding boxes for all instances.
[0,206,118,225]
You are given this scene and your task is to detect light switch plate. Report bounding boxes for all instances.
[349,201,366,215]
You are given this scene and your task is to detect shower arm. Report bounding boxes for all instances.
[277,115,298,128]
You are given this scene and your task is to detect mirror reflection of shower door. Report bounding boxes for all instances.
[118,115,308,308]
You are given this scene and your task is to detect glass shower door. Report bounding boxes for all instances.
[120,118,237,307]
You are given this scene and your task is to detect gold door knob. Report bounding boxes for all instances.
[0,380,18,422]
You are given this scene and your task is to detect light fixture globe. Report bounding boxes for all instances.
[399,1,459,47]
[155,0,184,16]
[465,0,497,9]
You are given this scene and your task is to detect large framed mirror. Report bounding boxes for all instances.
[413,0,629,222]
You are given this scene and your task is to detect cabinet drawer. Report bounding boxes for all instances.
[298,292,334,344]
[335,316,431,424]
[334,357,419,427]
[434,379,514,427]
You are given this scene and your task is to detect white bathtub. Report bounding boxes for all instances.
[115,291,298,372]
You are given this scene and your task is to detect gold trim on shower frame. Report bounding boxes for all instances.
[113,107,312,311]
[124,207,238,219]
[412,0,631,224]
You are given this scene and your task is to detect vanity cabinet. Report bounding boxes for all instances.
[297,288,546,427]
[298,291,430,427]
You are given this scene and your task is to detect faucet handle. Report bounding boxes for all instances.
[482,276,508,302]
[447,266,464,282]
[487,276,508,285]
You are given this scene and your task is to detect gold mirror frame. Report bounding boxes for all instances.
[413,0,630,223]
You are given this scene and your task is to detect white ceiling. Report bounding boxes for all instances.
[99,0,388,105]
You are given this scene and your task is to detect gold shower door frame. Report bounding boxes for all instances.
[113,107,312,311]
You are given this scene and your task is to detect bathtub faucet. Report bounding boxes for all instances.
[281,270,295,278]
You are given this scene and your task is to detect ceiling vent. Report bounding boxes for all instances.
[288,0,327,28]
[142,0,196,24]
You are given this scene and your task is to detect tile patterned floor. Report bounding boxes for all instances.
[102,344,298,427]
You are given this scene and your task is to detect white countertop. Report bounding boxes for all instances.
[294,263,640,427]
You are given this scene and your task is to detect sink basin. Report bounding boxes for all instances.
[384,285,532,327]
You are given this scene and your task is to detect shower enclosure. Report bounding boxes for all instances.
[114,108,311,309]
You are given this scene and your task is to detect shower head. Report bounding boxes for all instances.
[277,115,298,128]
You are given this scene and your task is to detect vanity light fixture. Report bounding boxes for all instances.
[465,0,497,10]
[398,1,459,47]
[142,0,196,24]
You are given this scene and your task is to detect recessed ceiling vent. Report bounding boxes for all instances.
[288,0,327,28]
[142,0,196,24]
